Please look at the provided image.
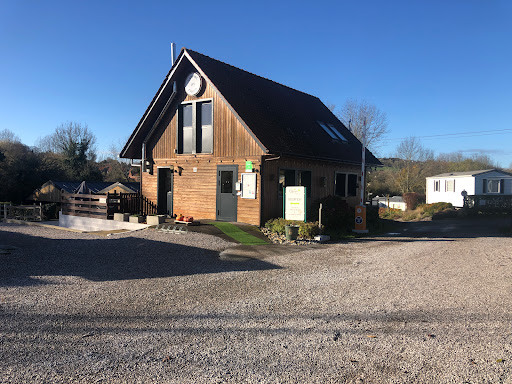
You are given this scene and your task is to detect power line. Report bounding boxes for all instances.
[381,128,512,143]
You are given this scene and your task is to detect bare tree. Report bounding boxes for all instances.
[394,137,434,194]
[0,129,21,143]
[335,99,389,153]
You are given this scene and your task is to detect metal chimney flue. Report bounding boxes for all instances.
[170,42,176,65]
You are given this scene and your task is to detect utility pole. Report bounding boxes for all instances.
[353,119,368,233]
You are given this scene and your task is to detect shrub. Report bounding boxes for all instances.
[403,192,425,210]
[379,207,403,220]
[264,218,289,235]
[298,221,320,239]
[310,195,354,231]
[418,202,453,217]
[264,218,320,239]
[42,203,59,220]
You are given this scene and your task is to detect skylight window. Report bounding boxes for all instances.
[328,124,348,142]
[317,121,347,142]
[317,122,337,139]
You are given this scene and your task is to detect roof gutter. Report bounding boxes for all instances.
[275,151,382,167]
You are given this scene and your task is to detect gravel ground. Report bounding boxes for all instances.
[1,222,512,383]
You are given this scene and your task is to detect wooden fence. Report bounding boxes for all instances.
[61,192,158,220]
[463,195,512,212]
[61,193,108,219]
[1,203,42,221]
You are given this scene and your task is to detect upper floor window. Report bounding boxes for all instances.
[177,100,213,154]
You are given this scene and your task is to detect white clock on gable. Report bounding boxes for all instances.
[185,72,202,96]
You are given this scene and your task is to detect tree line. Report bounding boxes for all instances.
[0,123,136,203]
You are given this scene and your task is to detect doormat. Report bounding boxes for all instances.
[212,222,268,245]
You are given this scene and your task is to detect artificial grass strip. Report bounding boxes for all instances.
[212,222,268,245]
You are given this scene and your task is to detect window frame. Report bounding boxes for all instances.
[334,171,358,198]
[278,168,312,198]
[177,98,214,155]
[445,179,455,192]
[487,179,501,194]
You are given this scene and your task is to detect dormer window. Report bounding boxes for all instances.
[317,122,347,142]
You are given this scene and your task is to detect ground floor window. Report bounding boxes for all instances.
[279,169,312,197]
[434,180,441,192]
[335,173,357,197]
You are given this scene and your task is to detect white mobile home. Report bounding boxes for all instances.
[426,169,512,207]
[372,196,407,211]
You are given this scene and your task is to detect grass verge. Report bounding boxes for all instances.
[212,222,268,245]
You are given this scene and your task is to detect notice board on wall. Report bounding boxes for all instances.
[241,173,257,199]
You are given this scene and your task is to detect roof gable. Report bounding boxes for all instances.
[121,48,381,166]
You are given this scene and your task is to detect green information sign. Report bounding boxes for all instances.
[245,161,253,172]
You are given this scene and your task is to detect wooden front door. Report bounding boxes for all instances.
[216,165,237,221]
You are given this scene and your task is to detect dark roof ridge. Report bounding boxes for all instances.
[185,48,321,101]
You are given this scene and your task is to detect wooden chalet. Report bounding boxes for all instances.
[120,48,381,226]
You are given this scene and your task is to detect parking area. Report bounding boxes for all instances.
[1,219,512,383]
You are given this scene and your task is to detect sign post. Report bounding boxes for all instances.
[353,120,369,234]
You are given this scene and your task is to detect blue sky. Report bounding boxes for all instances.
[1,0,511,167]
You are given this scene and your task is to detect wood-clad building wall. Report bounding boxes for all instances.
[261,155,362,223]
[142,156,262,225]
[146,60,264,160]
[142,59,265,225]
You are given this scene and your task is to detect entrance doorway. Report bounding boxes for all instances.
[157,167,173,216]
[216,165,237,221]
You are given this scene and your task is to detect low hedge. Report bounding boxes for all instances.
[264,218,320,239]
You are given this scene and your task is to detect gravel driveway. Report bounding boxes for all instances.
[1,221,512,383]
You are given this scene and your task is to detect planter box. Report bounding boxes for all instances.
[129,216,145,223]
[147,215,165,225]
[114,213,130,222]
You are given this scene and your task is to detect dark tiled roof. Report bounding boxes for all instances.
[122,48,381,166]
[187,49,380,165]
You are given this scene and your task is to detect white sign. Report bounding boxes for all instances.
[285,186,306,221]
[241,173,257,199]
